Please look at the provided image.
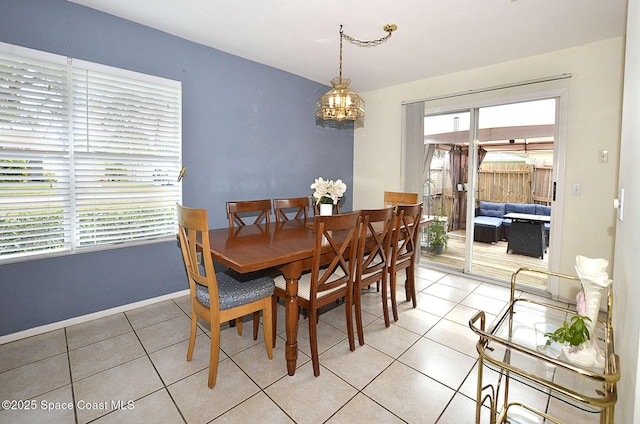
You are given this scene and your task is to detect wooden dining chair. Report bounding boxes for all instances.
[226,199,272,228]
[388,202,423,322]
[271,211,362,376]
[273,197,309,222]
[226,198,275,339]
[383,191,420,208]
[177,204,274,388]
[354,208,396,338]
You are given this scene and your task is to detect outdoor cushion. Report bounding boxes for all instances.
[505,202,536,215]
[474,216,503,228]
[478,201,506,218]
[535,204,552,216]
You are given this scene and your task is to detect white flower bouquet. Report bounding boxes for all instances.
[310,177,347,205]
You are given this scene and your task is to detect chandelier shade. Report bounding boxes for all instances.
[316,77,365,121]
[315,24,396,123]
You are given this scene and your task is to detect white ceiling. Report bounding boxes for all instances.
[68,0,627,92]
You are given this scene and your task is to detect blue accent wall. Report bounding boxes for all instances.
[0,0,354,336]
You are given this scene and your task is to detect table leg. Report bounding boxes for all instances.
[281,261,302,376]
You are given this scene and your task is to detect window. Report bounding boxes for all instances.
[0,43,182,262]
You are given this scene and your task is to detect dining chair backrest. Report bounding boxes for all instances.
[355,207,395,335]
[273,197,309,222]
[310,211,361,300]
[392,203,424,266]
[226,199,272,228]
[177,203,274,388]
[384,191,419,208]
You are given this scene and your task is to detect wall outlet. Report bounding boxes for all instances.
[572,183,581,196]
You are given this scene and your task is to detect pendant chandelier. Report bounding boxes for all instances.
[316,24,397,122]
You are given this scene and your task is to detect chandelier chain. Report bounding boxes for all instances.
[341,30,394,48]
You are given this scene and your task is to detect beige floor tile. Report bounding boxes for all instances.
[69,331,145,380]
[66,313,132,350]
[135,315,194,353]
[425,317,478,358]
[0,329,66,373]
[325,392,405,424]
[294,318,350,359]
[230,337,303,388]
[423,282,472,303]
[73,356,164,424]
[125,300,185,330]
[173,295,192,316]
[436,273,482,292]
[0,353,70,401]
[320,338,394,390]
[460,292,508,316]
[91,389,184,424]
[265,361,358,424]
[445,303,496,328]
[212,392,295,423]
[415,292,458,317]
[0,384,75,424]
[168,359,260,424]
[149,337,218,386]
[360,318,421,358]
[392,306,440,336]
[414,265,448,283]
[473,281,520,301]
[436,393,492,424]
[363,361,454,424]
[399,337,476,390]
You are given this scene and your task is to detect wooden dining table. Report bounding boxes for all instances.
[205,213,430,376]
[207,219,318,376]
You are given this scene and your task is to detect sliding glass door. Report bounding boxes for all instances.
[421,98,558,289]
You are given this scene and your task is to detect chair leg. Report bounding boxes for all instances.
[352,285,363,348]
[380,274,391,327]
[271,296,278,348]
[208,323,221,388]
[308,309,321,377]
[262,300,274,358]
[252,311,260,340]
[187,311,198,361]
[389,269,399,322]
[236,317,243,335]
[407,263,417,308]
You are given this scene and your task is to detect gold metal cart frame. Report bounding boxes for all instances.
[469,267,619,424]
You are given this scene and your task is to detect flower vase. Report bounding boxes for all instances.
[319,203,333,216]
[561,255,612,368]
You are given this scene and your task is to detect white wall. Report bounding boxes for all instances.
[613,0,640,422]
[354,37,624,299]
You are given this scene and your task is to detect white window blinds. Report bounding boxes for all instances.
[0,44,182,262]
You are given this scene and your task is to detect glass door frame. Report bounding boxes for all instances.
[423,88,568,296]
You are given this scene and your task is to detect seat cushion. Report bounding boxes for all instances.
[196,272,274,311]
[473,216,503,228]
[274,267,346,301]
[478,201,506,218]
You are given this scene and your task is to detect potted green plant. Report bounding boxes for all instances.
[544,314,592,351]
[428,213,448,255]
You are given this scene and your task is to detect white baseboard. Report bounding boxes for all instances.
[0,289,190,346]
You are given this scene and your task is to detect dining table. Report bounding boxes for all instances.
[207,219,318,376]
[205,213,431,376]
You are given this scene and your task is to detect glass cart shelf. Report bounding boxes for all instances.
[469,267,619,424]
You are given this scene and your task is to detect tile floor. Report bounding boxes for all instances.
[0,265,601,424]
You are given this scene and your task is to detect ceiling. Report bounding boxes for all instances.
[68,0,627,92]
